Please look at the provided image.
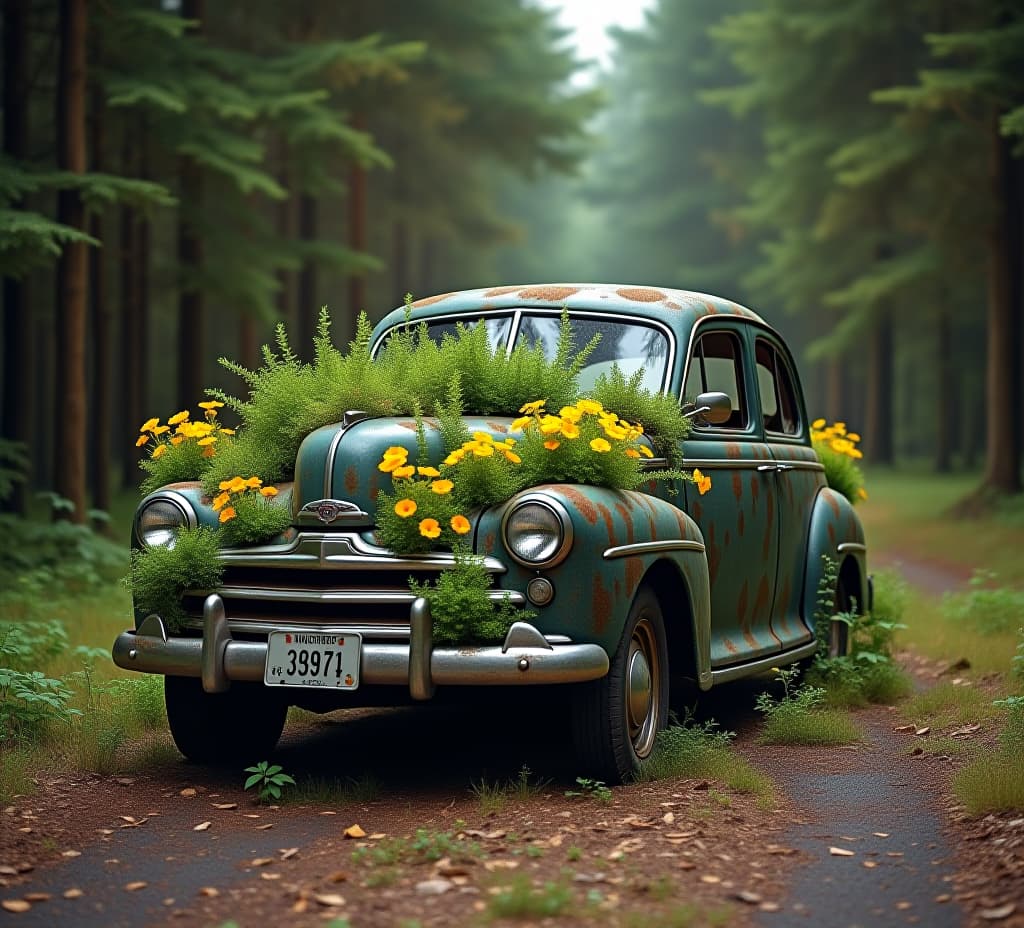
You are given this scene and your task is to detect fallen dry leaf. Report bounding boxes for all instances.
[119,818,148,829]
[314,893,346,907]
[1,900,31,913]
[327,871,348,884]
[343,825,366,839]
[60,850,80,858]
[700,874,722,884]
[895,901,912,911]
[677,861,696,871]
[193,821,212,832]
[862,861,878,869]
[980,903,1016,921]
[735,891,761,905]
[873,832,889,838]
[829,847,855,857]
[256,823,274,830]
[291,896,308,914]
[124,882,147,892]
[894,724,915,733]
[279,848,299,860]
[179,788,197,798]
[663,812,675,825]
[250,858,273,867]
[915,726,931,737]
[22,893,49,902]
[260,873,280,881]
[198,887,219,898]
[369,833,387,841]
[63,888,84,899]
[212,803,237,810]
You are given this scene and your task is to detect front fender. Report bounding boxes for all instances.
[476,485,710,682]
[803,487,868,623]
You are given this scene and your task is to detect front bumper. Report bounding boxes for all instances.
[112,594,609,700]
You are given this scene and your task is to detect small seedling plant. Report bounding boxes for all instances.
[564,776,613,803]
[244,761,295,803]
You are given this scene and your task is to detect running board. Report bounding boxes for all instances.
[709,639,819,686]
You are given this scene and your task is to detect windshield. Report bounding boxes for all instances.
[379,311,671,394]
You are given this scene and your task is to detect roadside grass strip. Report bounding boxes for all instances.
[758,707,862,746]
[903,683,1000,731]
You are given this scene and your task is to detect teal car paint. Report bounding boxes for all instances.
[114,283,868,783]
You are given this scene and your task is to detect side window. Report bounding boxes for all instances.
[684,330,748,429]
[755,339,800,435]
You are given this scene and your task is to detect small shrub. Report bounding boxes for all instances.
[953,755,1024,814]
[244,761,296,803]
[130,527,223,632]
[756,666,861,745]
[940,570,1024,635]
[214,478,292,548]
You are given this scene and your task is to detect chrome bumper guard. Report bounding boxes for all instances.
[112,594,609,701]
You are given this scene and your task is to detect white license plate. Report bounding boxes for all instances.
[264,631,361,690]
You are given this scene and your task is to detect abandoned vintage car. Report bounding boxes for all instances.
[113,283,868,782]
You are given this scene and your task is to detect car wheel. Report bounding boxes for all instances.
[571,584,669,784]
[165,676,288,765]
[828,573,857,658]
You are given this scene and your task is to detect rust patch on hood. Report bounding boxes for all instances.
[614,502,636,545]
[616,287,665,303]
[484,285,523,297]
[482,531,496,554]
[725,442,741,459]
[344,466,359,495]
[664,301,682,310]
[485,421,509,433]
[398,420,419,432]
[517,285,580,302]
[559,486,599,525]
[596,502,616,545]
[625,556,644,596]
[703,301,720,315]
[411,292,455,308]
[592,573,612,636]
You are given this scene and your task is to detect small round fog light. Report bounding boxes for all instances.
[526,576,554,606]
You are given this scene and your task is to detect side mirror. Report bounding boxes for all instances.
[684,391,733,426]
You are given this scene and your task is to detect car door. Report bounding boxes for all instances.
[753,335,825,649]
[680,322,782,665]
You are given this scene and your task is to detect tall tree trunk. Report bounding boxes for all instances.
[54,0,88,523]
[297,192,317,358]
[275,141,292,331]
[120,134,142,488]
[1,0,32,515]
[824,357,844,423]
[88,86,111,526]
[982,113,1023,494]
[176,0,204,410]
[346,115,368,347]
[934,309,954,473]
[864,309,894,465]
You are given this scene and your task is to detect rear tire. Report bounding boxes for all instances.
[571,584,669,784]
[165,676,287,765]
[828,574,854,658]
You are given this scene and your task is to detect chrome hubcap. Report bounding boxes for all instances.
[625,618,661,759]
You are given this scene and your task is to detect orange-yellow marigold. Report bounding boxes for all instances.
[392,465,416,479]
[589,437,611,453]
[219,506,237,523]
[431,479,454,495]
[418,518,441,539]
[140,417,160,433]
[518,399,546,415]
[451,515,471,535]
[212,492,230,511]
[543,439,560,451]
[417,466,441,478]
[394,498,417,518]
[259,486,278,497]
[152,444,168,459]
[168,410,190,426]
[135,435,149,447]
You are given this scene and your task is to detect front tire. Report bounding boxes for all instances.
[165,676,288,765]
[571,584,669,784]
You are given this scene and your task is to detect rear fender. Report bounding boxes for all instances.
[803,487,868,626]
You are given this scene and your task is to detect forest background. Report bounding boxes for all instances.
[1,0,1022,528]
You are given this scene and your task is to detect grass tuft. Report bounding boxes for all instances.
[759,707,861,746]
[953,756,1024,814]
[903,683,999,730]
[485,876,573,919]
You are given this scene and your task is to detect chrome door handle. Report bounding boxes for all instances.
[756,464,778,472]
[776,464,794,472]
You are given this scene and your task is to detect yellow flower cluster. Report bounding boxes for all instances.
[444,431,522,465]
[810,419,863,460]
[136,401,234,460]
[510,398,654,458]
[212,475,278,524]
[378,446,471,539]
[692,468,712,496]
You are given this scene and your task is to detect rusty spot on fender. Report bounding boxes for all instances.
[614,502,636,545]
[596,502,616,544]
[732,471,743,502]
[344,466,358,495]
[518,285,580,302]
[559,486,598,525]
[398,420,418,432]
[664,301,682,310]
[592,573,612,636]
[483,532,496,555]
[825,491,841,518]
[485,421,509,434]
[625,556,644,596]
[411,292,455,308]
[722,636,738,654]
[827,522,836,547]
[484,285,522,297]
[692,500,703,522]
[725,443,741,459]
[616,287,665,303]
[703,300,719,315]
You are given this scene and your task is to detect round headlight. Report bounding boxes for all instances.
[502,497,572,568]
[135,496,191,548]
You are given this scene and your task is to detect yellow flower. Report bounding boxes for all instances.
[259,486,278,497]
[382,446,408,461]
[518,399,546,415]
[152,444,167,459]
[198,400,224,410]
[471,442,494,457]
[379,448,409,472]
[451,515,471,535]
[168,410,190,426]
[392,465,416,479]
[245,476,263,489]
[135,435,149,448]
[418,518,441,539]
[812,418,826,430]
[140,417,160,433]
[219,428,236,436]
[417,466,441,478]
[228,477,247,493]
[219,506,236,523]
[212,492,231,511]
[576,399,603,416]
[443,450,466,466]
[625,448,640,459]
[560,420,580,440]
[472,431,494,444]
[431,479,454,495]
[590,437,611,453]
[847,432,861,443]
[538,415,562,435]
[202,446,215,458]
[558,406,583,423]
[638,445,653,459]
[502,450,522,464]
[170,436,184,446]
[151,425,169,436]
[857,487,868,500]
[510,416,532,433]
[543,439,560,451]
[394,498,417,518]
[219,479,233,491]
[693,468,712,496]
[833,422,847,435]
[603,423,628,441]
[197,436,216,446]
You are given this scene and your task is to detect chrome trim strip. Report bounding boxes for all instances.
[681,458,824,472]
[603,540,705,560]
[837,542,867,554]
[203,588,527,607]
[709,639,818,685]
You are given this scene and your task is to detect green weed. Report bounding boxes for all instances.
[485,876,573,919]
[621,905,734,928]
[565,777,613,803]
[756,667,861,745]
[470,764,549,813]
[941,570,1024,635]
[243,761,296,804]
[903,683,999,730]
[289,773,382,806]
[953,755,1024,814]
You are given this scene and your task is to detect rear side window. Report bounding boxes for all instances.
[755,339,800,435]
[683,331,748,429]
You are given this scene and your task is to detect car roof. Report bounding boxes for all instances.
[374,283,767,334]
